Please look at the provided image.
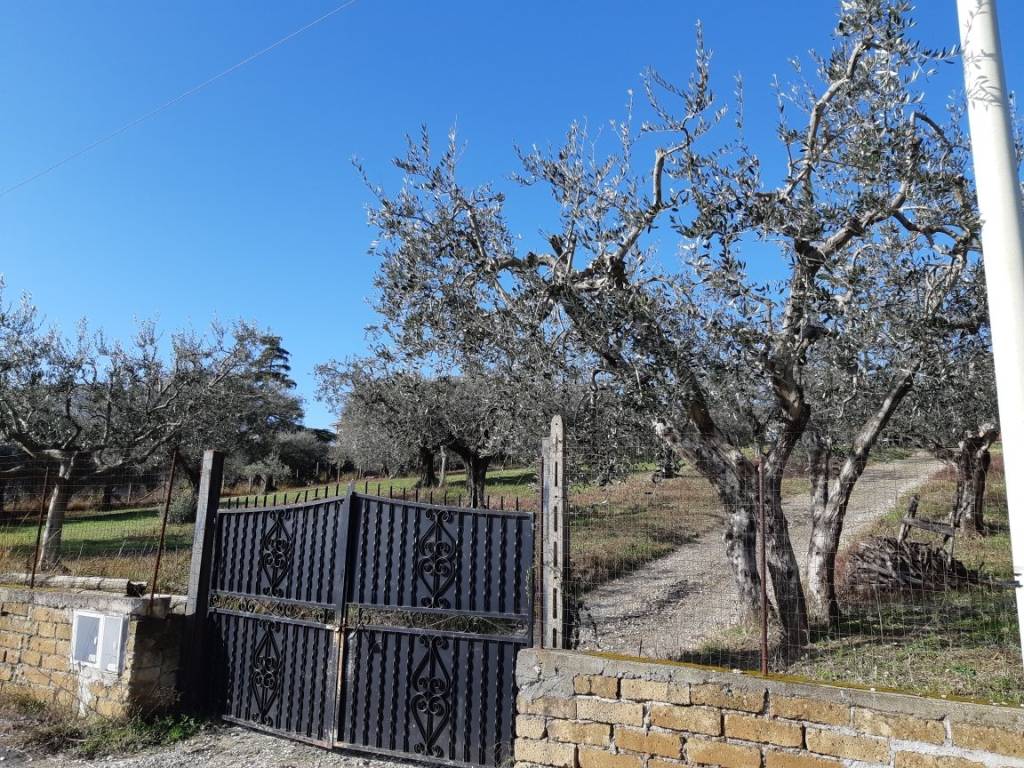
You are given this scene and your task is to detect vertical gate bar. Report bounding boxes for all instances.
[499,516,508,614]
[183,449,224,711]
[494,639,505,767]
[484,515,494,612]
[317,501,330,604]
[478,639,489,766]
[330,484,356,748]
[454,511,464,610]
[513,518,523,616]
[383,501,395,605]
[450,634,461,759]
[464,638,475,765]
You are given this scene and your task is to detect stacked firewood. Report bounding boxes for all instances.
[845,536,988,596]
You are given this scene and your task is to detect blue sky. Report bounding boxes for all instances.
[2,1,1022,428]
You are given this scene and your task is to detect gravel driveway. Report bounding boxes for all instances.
[576,453,945,659]
[0,721,413,768]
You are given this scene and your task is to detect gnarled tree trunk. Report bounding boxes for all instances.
[952,424,998,534]
[39,459,76,569]
[654,419,766,632]
[806,370,915,626]
[418,445,438,488]
[464,454,490,508]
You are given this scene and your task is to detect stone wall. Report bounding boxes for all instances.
[516,649,1024,768]
[0,586,184,718]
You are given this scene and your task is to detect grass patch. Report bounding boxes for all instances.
[796,456,1021,703]
[688,455,1022,704]
[0,696,206,759]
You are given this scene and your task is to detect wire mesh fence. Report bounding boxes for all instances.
[0,455,540,600]
[562,431,1022,704]
[2,427,1019,704]
[0,458,191,595]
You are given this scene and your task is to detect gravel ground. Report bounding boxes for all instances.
[576,453,946,659]
[0,720,415,768]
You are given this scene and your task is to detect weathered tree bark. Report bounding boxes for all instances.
[762,461,810,650]
[806,370,915,626]
[654,419,763,627]
[418,445,438,488]
[39,460,76,569]
[952,424,998,533]
[438,447,448,487]
[450,447,490,508]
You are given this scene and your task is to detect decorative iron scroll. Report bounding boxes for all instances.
[249,623,284,726]
[259,509,294,597]
[411,635,453,758]
[415,508,458,608]
[347,605,527,638]
[209,592,332,625]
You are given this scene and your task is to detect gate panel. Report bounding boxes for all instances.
[347,496,532,616]
[205,496,350,746]
[209,611,338,743]
[340,625,521,767]
[339,495,533,767]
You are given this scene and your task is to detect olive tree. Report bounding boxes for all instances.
[0,285,288,567]
[898,327,998,534]
[316,359,540,505]
[358,0,980,644]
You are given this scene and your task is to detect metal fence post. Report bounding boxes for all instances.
[149,447,178,614]
[182,449,224,710]
[757,457,768,675]
[541,415,569,649]
[28,467,49,587]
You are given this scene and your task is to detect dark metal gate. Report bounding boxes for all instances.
[206,495,350,745]
[202,488,533,766]
[339,494,533,767]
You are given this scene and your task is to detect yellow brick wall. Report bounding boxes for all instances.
[0,587,183,719]
[515,650,1024,768]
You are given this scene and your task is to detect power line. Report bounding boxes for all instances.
[0,0,361,200]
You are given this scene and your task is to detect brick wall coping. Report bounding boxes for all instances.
[0,585,170,619]
[517,649,1024,732]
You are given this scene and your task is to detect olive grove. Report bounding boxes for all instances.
[0,284,300,567]
[358,0,988,645]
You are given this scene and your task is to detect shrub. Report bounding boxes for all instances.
[166,489,197,524]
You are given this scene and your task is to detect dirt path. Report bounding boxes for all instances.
[576,453,945,660]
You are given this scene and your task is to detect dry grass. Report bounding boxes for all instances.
[0,692,206,759]
[0,506,194,593]
[0,464,807,599]
[788,455,1024,704]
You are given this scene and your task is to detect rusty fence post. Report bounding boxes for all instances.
[29,467,49,588]
[149,447,179,613]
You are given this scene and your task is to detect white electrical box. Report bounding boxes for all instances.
[71,610,126,674]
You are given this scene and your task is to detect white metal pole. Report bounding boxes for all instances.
[956,0,1024,663]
